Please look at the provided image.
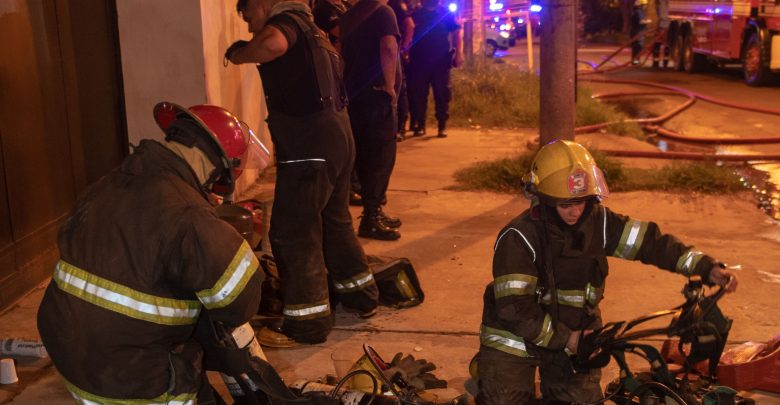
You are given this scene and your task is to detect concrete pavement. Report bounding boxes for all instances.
[2,128,779,404]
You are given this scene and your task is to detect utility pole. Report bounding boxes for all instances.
[539,0,577,145]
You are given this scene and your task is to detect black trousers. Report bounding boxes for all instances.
[397,59,410,133]
[347,89,397,211]
[407,55,452,131]
[630,7,647,60]
[475,346,603,405]
[267,108,379,343]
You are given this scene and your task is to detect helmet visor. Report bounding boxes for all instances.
[237,121,271,171]
[591,165,610,199]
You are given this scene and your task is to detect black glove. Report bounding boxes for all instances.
[573,329,612,372]
[408,372,448,390]
[224,40,249,63]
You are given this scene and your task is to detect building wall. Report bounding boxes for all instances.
[116,1,268,193]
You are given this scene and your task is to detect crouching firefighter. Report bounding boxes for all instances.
[37,102,271,404]
[227,0,380,345]
[473,139,738,404]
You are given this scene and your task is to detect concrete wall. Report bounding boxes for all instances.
[116,0,269,193]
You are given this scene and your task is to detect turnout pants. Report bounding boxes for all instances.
[267,108,379,343]
[475,346,603,405]
[407,55,452,131]
[347,89,397,211]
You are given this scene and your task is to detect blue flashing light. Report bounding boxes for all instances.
[517,17,524,23]
[488,2,504,11]
[529,4,542,12]
[493,16,500,22]
[448,2,457,12]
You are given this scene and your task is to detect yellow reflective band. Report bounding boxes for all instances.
[493,274,537,299]
[283,299,331,320]
[540,286,602,308]
[394,271,418,299]
[676,249,704,276]
[64,378,196,405]
[53,261,200,326]
[531,313,554,348]
[613,219,649,260]
[333,271,376,293]
[480,325,531,357]
[197,241,258,309]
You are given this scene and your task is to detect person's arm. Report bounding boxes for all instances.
[603,206,738,292]
[174,208,263,327]
[378,35,399,99]
[401,16,415,52]
[450,25,463,67]
[491,226,572,351]
[229,25,289,65]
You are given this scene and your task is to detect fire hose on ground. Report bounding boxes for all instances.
[572,27,780,162]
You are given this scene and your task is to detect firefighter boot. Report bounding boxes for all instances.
[377,207,402,228]
[359,208,401,241]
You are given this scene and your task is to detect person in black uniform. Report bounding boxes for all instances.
[340,0,404,241]
[228,0,380,344]
[388,0,415,141]
[407,0,463,138]
[312,0,351,50]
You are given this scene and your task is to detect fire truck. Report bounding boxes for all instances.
[666,0,780,85]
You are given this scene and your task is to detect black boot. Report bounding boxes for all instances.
[437,122,447,138]
[377,207,402,228]
[359,208,401,240]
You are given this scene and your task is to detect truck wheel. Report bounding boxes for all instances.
[682,34,707,73]
[671,33,685,71]
[743,32,773,86]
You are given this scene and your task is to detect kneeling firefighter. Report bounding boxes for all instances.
[37,102,275,403]
[473,139,738,404]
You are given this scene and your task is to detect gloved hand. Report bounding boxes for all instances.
[224,40,249,63]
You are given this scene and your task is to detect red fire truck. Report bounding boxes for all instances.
[666,0,780,85]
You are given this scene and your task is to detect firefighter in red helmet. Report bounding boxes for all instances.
[37,102,269,403]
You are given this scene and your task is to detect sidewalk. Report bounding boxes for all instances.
[2,128,779,404]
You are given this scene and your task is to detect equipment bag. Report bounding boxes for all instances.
[366,255,424,308]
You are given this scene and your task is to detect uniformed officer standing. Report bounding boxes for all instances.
[407,0,463,138]
[340,0,404,241]
[229,0,380,344]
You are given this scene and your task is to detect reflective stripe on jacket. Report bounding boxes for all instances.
[480,203,717,359]
[37,140,263,401]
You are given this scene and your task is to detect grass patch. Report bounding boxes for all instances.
[452,151,744,194]
[440,58,643,137]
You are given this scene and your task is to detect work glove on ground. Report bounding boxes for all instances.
[382,353,447,391]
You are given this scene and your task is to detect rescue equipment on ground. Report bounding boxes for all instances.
[571,275,754,404]
[0,338,48,358]
[662,333,780,393]
[366,256,425,308]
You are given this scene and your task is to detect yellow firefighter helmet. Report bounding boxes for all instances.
[523,139,609,203]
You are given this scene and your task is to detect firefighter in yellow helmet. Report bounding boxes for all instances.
[474,140,737,404]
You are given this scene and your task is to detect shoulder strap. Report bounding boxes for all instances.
[281,11,347,111]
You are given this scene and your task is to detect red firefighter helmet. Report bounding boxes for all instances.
[153,102,270,194]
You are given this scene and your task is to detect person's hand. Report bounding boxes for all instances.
[565,329,593,355]
[225,40,249,65]
[709,265,738,293]
[373,84,397,101]
[452,51,464,68]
